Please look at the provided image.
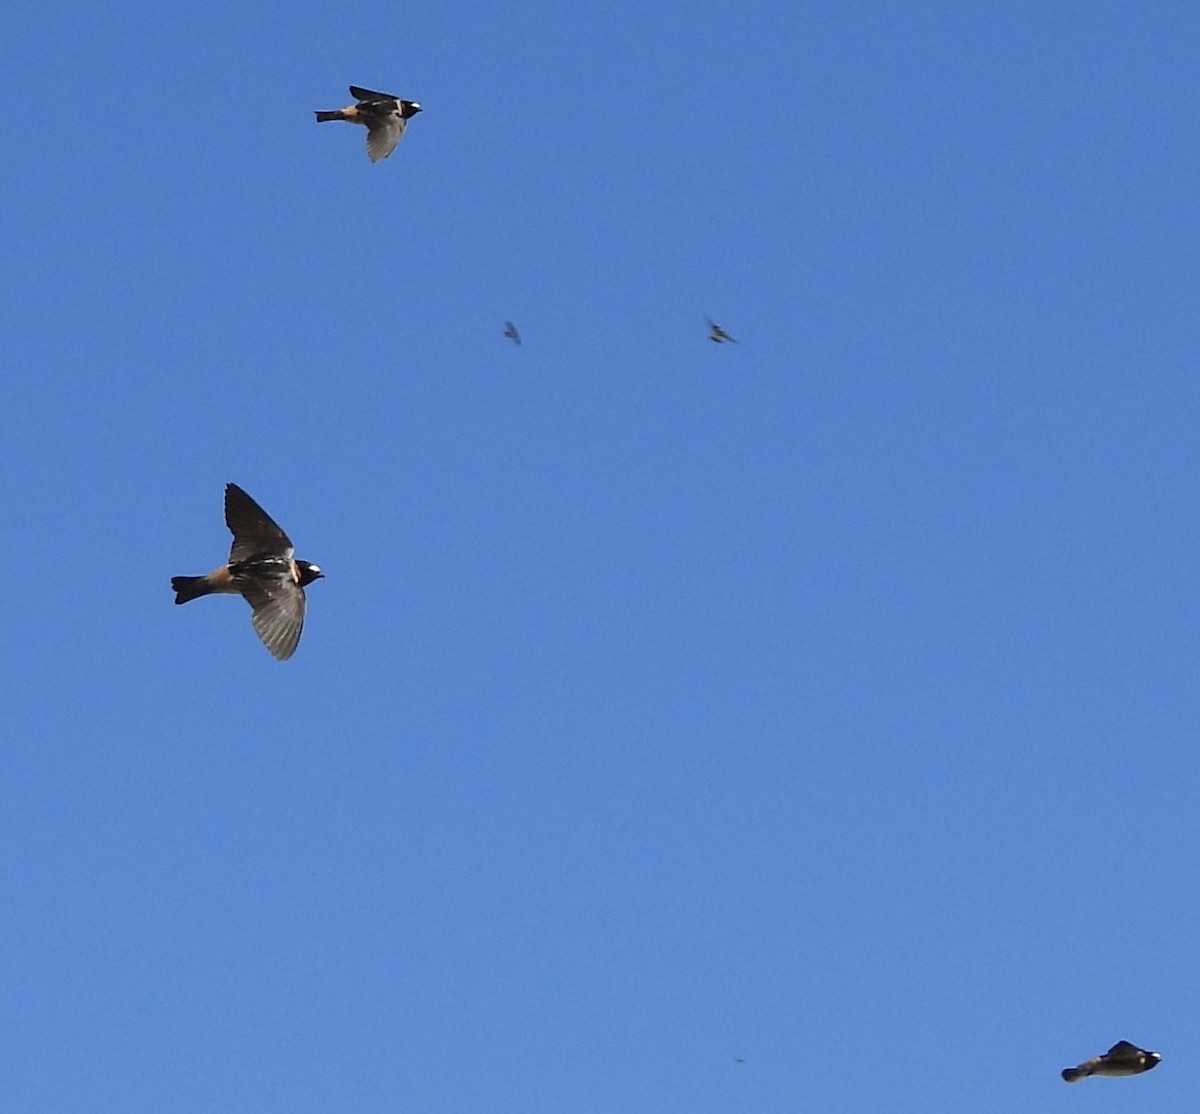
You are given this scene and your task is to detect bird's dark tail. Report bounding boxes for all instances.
[172,575,212,605]
[315,110,346,123]
[1061,1067,1088,1084]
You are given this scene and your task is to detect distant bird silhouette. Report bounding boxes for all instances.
[707,317,736,343]
[1062,1041,1161,1083]
[315,85,422,162]
[503,321,521,345]
[733,1057,745,1064]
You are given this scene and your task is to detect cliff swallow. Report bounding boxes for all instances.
[315,85,422,162]
[1061,1041,1161,1083]
[503,321,521,345]
[707,318,736,343]
[171,483,323,661]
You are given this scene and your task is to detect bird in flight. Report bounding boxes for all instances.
[315,85,422,162]
[707,317,736,343]
[503,321,521,345]
[1061,1041,1161,1083]
[172,483,323,661]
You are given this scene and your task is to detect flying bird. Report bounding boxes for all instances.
[171,483,323,661]
[1061,1041,1161,1083]
[707,318,736,343]
[503,321,521,345]
[315,85,422,162]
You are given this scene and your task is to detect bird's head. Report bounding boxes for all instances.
[401,101,423,118]
[296,562,324,587]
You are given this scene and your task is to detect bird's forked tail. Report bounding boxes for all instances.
[172,575,212,605]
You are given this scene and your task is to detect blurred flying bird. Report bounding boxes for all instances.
[171,483,323,661]
[707,317,736,343]
[503,321,521,345]
[1061,1041,1161,1083]
[315,85,422,162]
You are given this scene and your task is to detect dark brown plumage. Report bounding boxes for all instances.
[171,483,323,661]
[315,85,422,162]
[1061,1041,1161,1083]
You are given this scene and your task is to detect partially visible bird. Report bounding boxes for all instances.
[1061,1041,1161,1083]
[503,321,521,345]
[707,317,736,343]
[171,483,323,661]
[315,85,422,162]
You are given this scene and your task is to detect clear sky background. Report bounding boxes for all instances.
[3,1,1198,1110]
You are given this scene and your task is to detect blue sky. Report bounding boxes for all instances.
[3,1,1198,1110]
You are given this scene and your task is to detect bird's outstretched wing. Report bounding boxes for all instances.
[225,483,293,563]
[364,114,405,162]
[350,85,399,103]
[240,576,307,661]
